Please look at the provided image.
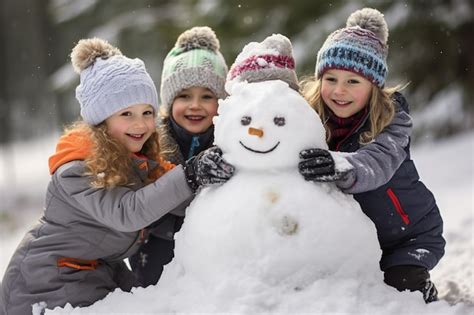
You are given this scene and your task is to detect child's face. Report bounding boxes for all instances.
[171,87,218,134]
[321,69,372,118]
[105,103,156,153]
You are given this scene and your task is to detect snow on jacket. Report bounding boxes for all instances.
[333,92,445,271]
[0,131,193,315]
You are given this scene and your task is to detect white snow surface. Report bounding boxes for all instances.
[0,82,472,314]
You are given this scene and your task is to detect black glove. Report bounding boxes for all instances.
[298,148,348,182]
[184,146,235,192]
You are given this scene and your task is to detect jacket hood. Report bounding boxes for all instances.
[48,130,93,174]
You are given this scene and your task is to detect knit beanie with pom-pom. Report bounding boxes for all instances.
[160,26,228,112]
[316,8,389,88]
[227,33,299,91]
[71,37,158,125]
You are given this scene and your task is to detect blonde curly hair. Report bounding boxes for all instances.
[300,76,402,145]
[64,121,165,188]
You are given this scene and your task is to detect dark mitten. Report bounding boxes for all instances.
[184,146,235,191]
[298,148,348,182]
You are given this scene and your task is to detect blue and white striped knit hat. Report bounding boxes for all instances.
[316,8,389,88]
[71,38,159,125]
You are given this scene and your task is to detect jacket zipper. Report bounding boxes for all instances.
[386,188,410,225]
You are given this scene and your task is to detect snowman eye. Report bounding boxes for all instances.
[274,116,286,126]
[241,116,252,126]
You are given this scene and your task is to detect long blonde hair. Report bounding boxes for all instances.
[300,76,401,145]
[64,121,164,189]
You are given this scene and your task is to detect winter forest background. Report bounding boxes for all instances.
[1,0,473,145]
[0,0,473,312]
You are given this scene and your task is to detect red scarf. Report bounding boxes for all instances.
[327,107,368,151]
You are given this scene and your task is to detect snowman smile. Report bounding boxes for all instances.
[239,141,280,154]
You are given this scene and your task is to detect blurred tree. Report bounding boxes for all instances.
[0,0,54,143]
[387,0,473,138]
[0,2,7,145]
[165,0,474,140]
[0,0,472,143]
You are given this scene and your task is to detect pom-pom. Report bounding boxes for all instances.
[260,34,294,57]
[176,26,220,52]
[346,8,388,44]
[70,38,122,73]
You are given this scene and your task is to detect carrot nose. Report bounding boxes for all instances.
[248,127,264,138]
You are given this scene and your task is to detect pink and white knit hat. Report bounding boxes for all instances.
[226,34,299,91]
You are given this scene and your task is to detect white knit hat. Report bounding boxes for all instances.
[71,38,159,125]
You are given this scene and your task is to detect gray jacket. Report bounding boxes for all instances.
[1,158,192,314]
[335,100,412,194]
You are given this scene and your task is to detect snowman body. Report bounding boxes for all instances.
[173,80,381,288]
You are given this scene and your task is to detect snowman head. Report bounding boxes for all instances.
[214,80,327,171]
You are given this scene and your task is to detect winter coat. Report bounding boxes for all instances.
[0,131,193,315]
[334,92,445,271]
[149,116,214,240]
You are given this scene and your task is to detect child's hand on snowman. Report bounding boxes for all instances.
[298,148,352,183]
[184,146,235,192]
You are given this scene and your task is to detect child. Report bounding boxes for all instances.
[129,26,229,287]
[298,8,445,303]
[0,37,232,314]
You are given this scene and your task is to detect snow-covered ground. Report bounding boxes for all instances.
[414,131,473,306]
[0,130,473,314]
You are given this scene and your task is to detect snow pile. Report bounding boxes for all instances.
[46,80,473,314]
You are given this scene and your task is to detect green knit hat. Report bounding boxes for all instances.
[160,26,228,111]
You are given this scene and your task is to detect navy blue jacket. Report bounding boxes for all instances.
[333,93,445,271]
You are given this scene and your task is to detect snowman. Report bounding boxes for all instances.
[46,34,462,315]
[170,34,381,291]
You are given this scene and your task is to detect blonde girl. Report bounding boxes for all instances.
[298,8,445,303]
